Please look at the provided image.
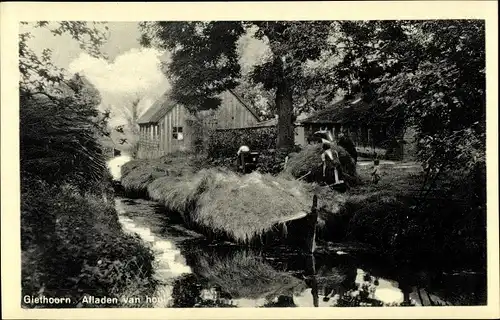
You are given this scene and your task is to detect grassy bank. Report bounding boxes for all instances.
[120,149,486,269]
[121,152,206,197]
[21,177,157,308]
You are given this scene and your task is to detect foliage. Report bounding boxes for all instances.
[19,21,157,307]
[20,21,111,191]
[139,22,245,110]
[333,20,486,176]
[20,21,107,92]
[207,127,277,158]
[313,162,486,267]
[20,75,110,192]
[205,127,306,175]
[21,177,156,308]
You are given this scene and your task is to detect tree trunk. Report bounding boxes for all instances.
[275,59,295,149]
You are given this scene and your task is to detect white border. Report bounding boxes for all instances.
[1,1,498,319]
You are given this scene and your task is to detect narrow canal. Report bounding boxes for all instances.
[115,197,486,308]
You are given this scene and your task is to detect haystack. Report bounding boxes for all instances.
[147,168,314,243]
[283,144,357,184]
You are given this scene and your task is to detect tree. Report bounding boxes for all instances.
[19,21,110,191]
[331,20,485,172]
[112,95,142,158]
[139,21,334,149]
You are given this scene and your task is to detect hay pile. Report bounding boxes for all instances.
[147,168,313,243]
[283,144,357,184]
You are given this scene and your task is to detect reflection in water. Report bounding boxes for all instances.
[116,199,192,307]
[115,197,486,308]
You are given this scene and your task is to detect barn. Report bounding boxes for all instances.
[136,89,261,159]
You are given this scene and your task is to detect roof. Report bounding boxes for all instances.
[299,95,389,125]
[137,89,261,125]
[137,92,176,125]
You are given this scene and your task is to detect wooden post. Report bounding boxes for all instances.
[304,194,318,253]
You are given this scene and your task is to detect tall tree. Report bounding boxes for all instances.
[139,21,334,149]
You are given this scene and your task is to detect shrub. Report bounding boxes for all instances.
[207,126,277,158]
[20,87,108,193]
[21,178,157,308]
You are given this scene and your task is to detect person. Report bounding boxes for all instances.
[321,141,344,186]
[237,145,250,171]
[237,145,250,156]
[338,131,358,163]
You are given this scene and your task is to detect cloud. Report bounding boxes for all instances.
[68,48,171,126]
[237,27,272,76]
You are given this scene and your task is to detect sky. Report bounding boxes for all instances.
[22,22,269,127]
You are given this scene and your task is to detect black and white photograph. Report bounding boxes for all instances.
[1,1,499,319]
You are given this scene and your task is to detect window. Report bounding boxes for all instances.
[173,126,183,140]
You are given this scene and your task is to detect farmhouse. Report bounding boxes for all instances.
[299,95,417,160]
[137,89,261,159]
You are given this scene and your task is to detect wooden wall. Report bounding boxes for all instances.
[137,91,260,159]
[159,104,192,154]
[213,91,259,129]
[138,123,161,159]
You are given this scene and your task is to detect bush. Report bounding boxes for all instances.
[20,88,108,193]
[207,126,277,158]
[21,177,157,308]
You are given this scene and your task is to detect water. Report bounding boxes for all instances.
[107,155,132,181]
[115,197,486,308]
